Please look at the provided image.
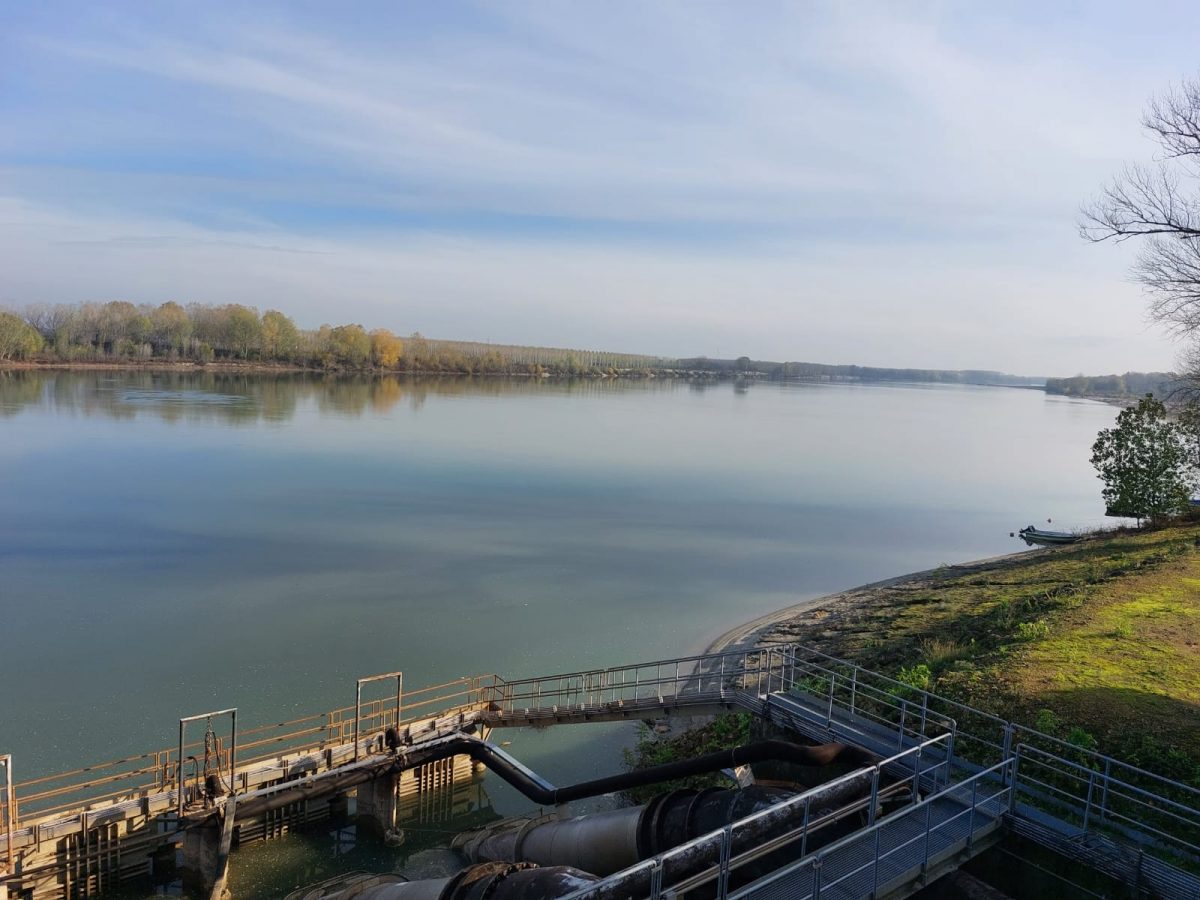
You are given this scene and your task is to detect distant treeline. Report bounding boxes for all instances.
[0,302,672,375]
[677,357,1043,386]
[0,300,1054,386]
[1044,372,1175,399]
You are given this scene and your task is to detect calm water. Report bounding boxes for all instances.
[0,371,1117,894]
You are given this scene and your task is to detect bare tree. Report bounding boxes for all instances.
[1082,78,1200,350]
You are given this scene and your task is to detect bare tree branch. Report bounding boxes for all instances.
[1143,78,1200,161]
[1083,74,1200,374]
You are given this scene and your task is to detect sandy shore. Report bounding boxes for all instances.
[704,547,1048,656]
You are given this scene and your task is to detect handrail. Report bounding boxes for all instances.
[3,641,1197,887]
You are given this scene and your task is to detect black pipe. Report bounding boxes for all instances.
[455,779,878,877]
[236,734,875,820]
[440,736,875,806]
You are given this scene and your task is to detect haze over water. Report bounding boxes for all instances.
[0,371,1118,780]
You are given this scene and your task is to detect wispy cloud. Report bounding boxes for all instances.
[1,1,1196,371]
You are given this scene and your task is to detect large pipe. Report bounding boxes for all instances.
[579,770,877,900]
[454,779,875,878]
[321,863,598,900]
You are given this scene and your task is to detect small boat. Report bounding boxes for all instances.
[1016,526,1080,546]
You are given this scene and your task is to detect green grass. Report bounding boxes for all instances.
[768,523,1200,785]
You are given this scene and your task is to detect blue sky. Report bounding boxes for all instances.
[2,1,1199,374]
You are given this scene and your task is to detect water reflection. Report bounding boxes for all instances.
[0,370,692,424]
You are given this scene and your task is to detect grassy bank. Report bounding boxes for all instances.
[757,524,1200,784]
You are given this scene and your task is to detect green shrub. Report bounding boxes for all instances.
[1034,708,1061,734]
[1066,726,1098,751]
[896,663,932,692]
[1016,620,1050,641]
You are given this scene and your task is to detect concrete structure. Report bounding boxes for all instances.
[2,646,1199,899]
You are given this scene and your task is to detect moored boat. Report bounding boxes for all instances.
[1016,525,1080,546]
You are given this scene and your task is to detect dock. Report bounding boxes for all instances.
[2,644,1199,899]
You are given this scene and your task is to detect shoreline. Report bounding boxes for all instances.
[0,360,722,380]
[702,546,1048,657]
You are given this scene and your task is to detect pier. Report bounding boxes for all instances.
[3,644,1199,899]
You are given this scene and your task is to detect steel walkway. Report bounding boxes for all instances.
[3,644,1199,899]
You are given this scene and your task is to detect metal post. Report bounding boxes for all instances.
[649,859,663,900]
[1098,759,1111,824]
[872,816,882,897]
[718,824,733,899]
[1,754,13,873]
[800,796,811,857]
[913,744,923,799]
[812,855,823,900]
[867,768,880,826]
[897,700,908,750]
[966,776,978,850]
[1082,770,1098,832]
[826,674,837,726]
[230,708,237,796]
[354,671,404,761]
[920,800,934,883]
[354,680,362,761]
[849,667,858,716]
[944,731,956,789]
[178,720,185,818]
[1011,747,1023,811]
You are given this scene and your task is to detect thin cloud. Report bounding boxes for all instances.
[1,2,1195,372]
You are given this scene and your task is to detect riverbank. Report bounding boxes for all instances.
[708,524,1200,782]
[0,359,728,380]
[702,548,1049,656]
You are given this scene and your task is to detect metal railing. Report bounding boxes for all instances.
[559,745,1009,900]
[776,643,1200,807]
[3,642,1199,893]
[488,646,777,715]
[5,674,498,826]
[489,645,1200,879]
[729,760,1014,900]
[1013,744,1200,865]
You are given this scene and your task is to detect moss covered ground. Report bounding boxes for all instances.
[763,523,1200,784]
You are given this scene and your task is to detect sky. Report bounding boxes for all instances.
[2,2,1199,375]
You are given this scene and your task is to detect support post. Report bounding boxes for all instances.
[1,754,13,895]
[867,767,879,826]
[1082,770,1098,832]
[1098,759,1111,824]
[356,771,401,835]
[208,794,237,900]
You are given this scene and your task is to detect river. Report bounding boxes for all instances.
[0,370,1117,896]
